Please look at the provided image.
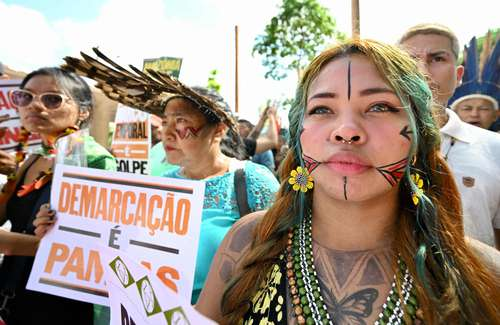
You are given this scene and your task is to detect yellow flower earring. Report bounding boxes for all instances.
[289,166,314,193]
[410,172,424,205]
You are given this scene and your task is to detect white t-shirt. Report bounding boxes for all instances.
[440,109,500,246]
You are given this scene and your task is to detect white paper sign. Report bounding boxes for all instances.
[27,164,205,305]
[0,79,42,152]
[112,104,151,175]
[101,246,216,325]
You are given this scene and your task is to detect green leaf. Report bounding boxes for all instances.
[253,0,343,80]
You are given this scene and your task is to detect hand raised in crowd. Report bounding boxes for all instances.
[33,203,57,238]
[266,105,277,118]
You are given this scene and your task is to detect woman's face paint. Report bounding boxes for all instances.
[300,55,412,202]
[175,125,202,140]
[399,125,412,141]
[343,176,348,200]
[162,98,216,166]
[302,152,321,174]
[375,158,408,187]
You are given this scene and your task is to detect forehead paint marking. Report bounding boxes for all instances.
[343,176,348,200]
[175,126,202,140]
[347,60,352,101]
[375,158,408,187]
[303,153,321,174]
[399,125,413,141]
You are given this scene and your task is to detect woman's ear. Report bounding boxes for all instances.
[77,110,90,126]
[213,123,228,141]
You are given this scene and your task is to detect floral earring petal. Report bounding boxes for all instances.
[289,166,314,193]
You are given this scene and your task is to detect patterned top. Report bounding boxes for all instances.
[163,160,279,303]
[243,258,288,325]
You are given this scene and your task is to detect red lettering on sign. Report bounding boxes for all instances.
[0,90,14,110]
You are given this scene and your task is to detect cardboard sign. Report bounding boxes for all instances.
[27,164,205,305]
[112,104,151,175]
[0,80,41,152]
[101,246,216,325]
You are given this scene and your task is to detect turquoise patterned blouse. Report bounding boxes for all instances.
[163,160,280,303]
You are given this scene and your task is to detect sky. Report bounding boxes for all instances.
[0,0,498,123]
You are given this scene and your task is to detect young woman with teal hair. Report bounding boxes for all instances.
[196,39,500,324]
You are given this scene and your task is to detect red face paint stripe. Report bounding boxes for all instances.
[376,158,408,187]
[303,153,321,174]
[175,126,202,140]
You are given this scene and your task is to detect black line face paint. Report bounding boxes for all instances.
[399,125,412,141]
[347,60,352,100]
[300,127,322,174]
[303,153,321,174]
[375,158,408,187]
[343,176,348,200]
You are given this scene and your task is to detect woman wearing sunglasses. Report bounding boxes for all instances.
[0,67,116,325]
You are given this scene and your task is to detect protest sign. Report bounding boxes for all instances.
[27,164,205,305]
[143,57,182,78]
[0,80,41,152]
[101,246,216,325]
[112,104,151,175]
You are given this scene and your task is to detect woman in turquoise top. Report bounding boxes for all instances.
[161,87,279,303]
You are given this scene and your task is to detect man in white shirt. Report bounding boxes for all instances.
[399,23,500,249]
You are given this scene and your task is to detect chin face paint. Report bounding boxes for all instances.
[343,176,348,200]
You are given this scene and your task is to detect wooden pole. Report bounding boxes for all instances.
[351,0,360,39]
[234,25,239,113]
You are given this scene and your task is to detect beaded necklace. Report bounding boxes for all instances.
[0,126,78,201]
[285,215,420,325]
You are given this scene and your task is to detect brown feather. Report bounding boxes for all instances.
[61,49,239,134]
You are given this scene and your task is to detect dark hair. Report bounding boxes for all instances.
[21,67,93,128]
[237,119,254,128]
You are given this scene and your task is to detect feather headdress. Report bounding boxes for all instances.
[62,48,239,131]
[449,32,500,110]
[62,48,246,158]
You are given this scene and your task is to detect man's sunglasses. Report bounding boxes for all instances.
[9,89,70,109]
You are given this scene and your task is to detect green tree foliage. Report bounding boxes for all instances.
[253,0,345,80]
[207,69,221,92]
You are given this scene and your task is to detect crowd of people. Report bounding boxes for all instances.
[0,22,499,325]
